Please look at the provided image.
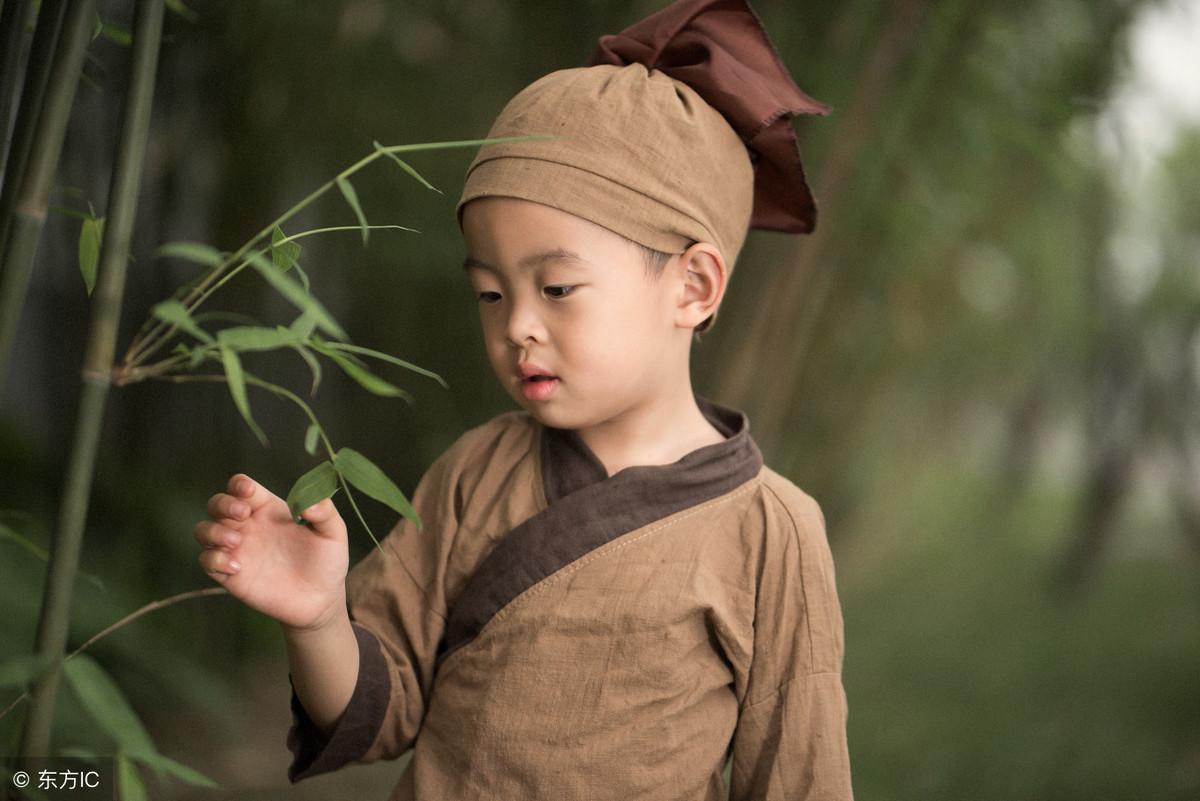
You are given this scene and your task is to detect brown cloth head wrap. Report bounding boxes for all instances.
[456,0,830,328]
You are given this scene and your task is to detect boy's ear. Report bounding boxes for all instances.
[674,242,727,331]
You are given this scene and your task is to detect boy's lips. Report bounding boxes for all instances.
[516,362,556,380]
[516,362,559,401]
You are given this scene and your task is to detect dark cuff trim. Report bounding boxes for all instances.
[286,622,391,782]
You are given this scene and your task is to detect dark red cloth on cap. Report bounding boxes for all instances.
[587,0,831,234]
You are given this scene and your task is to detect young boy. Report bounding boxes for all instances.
[193,1,852,798]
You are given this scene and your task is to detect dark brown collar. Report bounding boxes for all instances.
[435,393,763,671]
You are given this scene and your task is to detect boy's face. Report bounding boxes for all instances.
[461,196,684,429]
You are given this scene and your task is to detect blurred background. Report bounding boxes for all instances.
[1,0,1198,798]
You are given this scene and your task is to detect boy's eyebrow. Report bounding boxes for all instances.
[462,248,590,273]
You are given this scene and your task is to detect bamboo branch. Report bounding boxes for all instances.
[0,0,36,184]
[0,0,92,399]
[18,0,162,759]
[0,0,67,258]
[0,587,229,723]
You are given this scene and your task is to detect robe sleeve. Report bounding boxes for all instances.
[728,488,854,801]
[286,440,465,782]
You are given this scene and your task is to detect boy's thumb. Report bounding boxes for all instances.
[300,498,343,537]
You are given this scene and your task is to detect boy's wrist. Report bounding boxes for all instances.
[280,598,350,640]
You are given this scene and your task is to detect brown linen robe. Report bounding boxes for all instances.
[286,394,853,800]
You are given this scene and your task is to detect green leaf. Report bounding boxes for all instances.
[333,447,421,528]
[292,260,312,293]
[288,308,318,340]
[152,299,214,344]
[127,749,219,789]
[318,341,448,388]
[304,422,320,456]
[0,522,106,590]
[63,654,157,756]
[164,0,199,22]
[100,21,132,45]
[289,343,322,396]
[216,325,299,352]
[78,216,103,296]
[316,344,413,402]
[244,250,348,340]
[285,461,340,520]
[116,753,148,801]
[373,140,442,194]
[155,241,224,267]
[0,521,49,561]
[336,175,369,245]
[271,225,301,272]
[219,344,268,447]
[0,652,57,688]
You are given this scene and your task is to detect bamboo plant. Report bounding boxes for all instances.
[0,0,95,394]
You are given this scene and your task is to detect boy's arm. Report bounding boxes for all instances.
[285,441,466,783]
[282,609,358,738]
[728,490,854,801]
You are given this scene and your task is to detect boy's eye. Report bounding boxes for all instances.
[544,285,574,299]
[476,286,575,303]
[477,291,501,304]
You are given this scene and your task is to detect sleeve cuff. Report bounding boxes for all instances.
[286,621,391,782]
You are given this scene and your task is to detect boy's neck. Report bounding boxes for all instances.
[574,387,728,478]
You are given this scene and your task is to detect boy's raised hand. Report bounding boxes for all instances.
[194,473,349,632]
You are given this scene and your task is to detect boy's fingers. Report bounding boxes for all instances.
[198,546,241,577]
[193,519,240,549]
[206,492,248,522]
[226,473,278,513]
[299,498,344,539]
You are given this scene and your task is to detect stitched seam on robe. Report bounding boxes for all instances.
[740,671,841,712]
[760,480,818,671]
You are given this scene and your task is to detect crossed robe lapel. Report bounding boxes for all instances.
[434,393,763,670]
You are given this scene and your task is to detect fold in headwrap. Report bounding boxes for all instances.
[588,0,831,234]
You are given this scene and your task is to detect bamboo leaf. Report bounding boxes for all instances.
[288,308,318,340]
[373,140,442,194]
[316,345,413,402]
[285,461,340,520]
[216,325,299,352]
[289,343,322,397]
[292,260,312,293]
[0,521,49,561]
[100,21,132,46]
[152,299,214,344]
[304,422,320,455]
[127,749,220,788]
[333,447,421,528]
[63,654,157,756]
[0,521,107,590]
[318,341,448,388]
[155,241,224,267]
[116,753,148,801]
[271,225,301,273]
[244,251,348,340]
[219,344,269,447]
[78,217,103,295]
[336,175,369,245]
[164,0,199,22]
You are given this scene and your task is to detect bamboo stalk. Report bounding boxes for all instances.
[0,0,67,260]
[0,0,92,399]
[0,0,36,185]
[18,0,163,759]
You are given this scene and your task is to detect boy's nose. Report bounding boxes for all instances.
[503,300,547,346]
